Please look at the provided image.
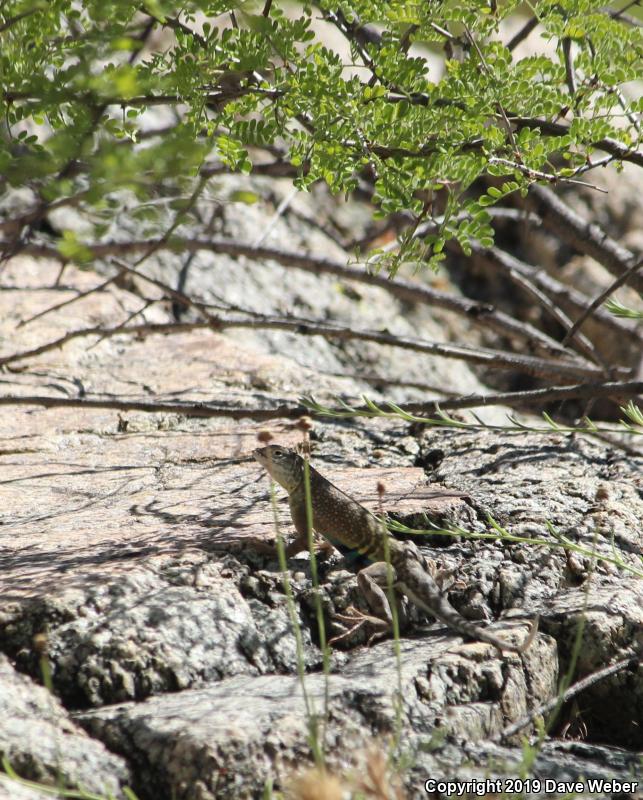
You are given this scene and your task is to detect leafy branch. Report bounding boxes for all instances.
[1,0,641,266]
[302,395,643,437]
[386,517,643,580]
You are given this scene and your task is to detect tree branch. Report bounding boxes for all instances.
[0,395,305,420]
[6,239,589,362]
[3,380,641,420]
[469,242,642,347]
[0,315,606,378]
[562,256,643,346]
[506,16,540,51]
[513,118,643,169]
[498,652,640,742]
[400,380,643,415]
[524,184,643,295]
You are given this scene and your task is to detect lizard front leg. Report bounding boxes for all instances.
[288,497,335,557]
[254,496,333,557]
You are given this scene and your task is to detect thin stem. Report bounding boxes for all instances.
[562,256,643,347]
[381,523,404,765]
[303,396,642,438]
[266,469,322,765]
[388,518,643,580]
[302,454,329,767]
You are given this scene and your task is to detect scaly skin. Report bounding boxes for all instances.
[253,445,537,654]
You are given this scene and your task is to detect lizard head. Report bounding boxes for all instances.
[253,445,304,492]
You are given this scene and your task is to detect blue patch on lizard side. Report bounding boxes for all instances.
[324,536,373,571]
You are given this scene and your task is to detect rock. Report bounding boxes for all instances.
[2,558,317,707]
[0,655,130,797]
[77,634,555,800]
[1,158,641,799]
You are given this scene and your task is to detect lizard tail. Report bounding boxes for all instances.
[476,614,539,654]
[517,614,539,653]
[400,577,539,654]
[431,596,539,653]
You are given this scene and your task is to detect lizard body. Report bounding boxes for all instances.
[253,445,536,654]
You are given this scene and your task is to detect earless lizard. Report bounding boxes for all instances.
[254,445,537,654]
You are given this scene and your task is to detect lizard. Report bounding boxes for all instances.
[253,444,537,654]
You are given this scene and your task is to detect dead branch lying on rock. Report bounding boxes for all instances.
[524,184,643,296]
[2,380,640,419]
[497,651,641,742]
[0,395,304,419]
[1,315,609,379]
[3,239,582,360]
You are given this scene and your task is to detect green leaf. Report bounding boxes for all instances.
[57,231,94,264]
[604,298,643,319]
[229,190,260,204]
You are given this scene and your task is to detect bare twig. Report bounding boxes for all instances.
[562,38,577,98]
[131,174,211,271]
[561,256,643,347]
[607,83,641,134]
[5,239,589,361]
[524,185,643,295]
[609,0,643,21]
[17,271,125,329]
[0,191,91,234]
[174,203,223,320]
[109,257,220,323]
[253,187,298,247]
[0,6,42,33]
[498,653,640,741]
[399,380,643,415]
[399,24,419,53]
[87,298,155,351]
[470,242,642,346]
[0,395,305,419]
[0,315,605,378]
[506,16,540,51]
[162,15,207,47]
[505,268,605,369]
